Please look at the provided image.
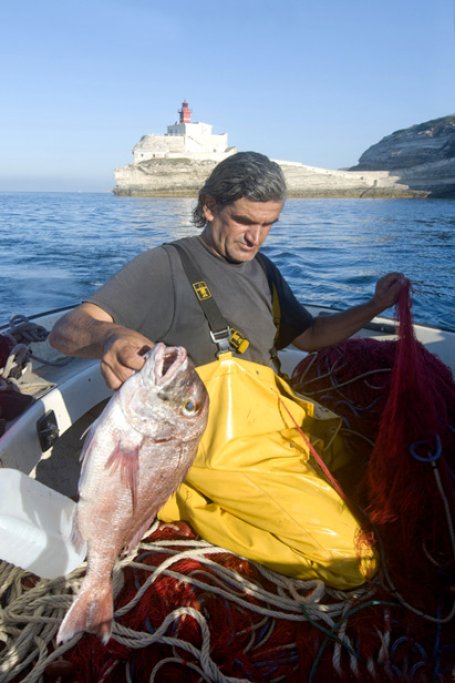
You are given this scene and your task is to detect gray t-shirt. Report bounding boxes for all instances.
[88,236,313,369]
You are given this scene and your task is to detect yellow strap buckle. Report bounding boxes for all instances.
[229,328,250,354]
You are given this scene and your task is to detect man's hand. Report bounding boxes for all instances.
[101,329,153,390]
[372,272,406,312]
[49,303,154,390]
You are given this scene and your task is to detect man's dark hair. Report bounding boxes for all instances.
[192,151,287,227]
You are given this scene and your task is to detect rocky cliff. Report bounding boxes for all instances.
[351,115,455,197]
[113,158,218,196]
[113,158,422,199]
[113,115,455,198]
[353,116,455,169]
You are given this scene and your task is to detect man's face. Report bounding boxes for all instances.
[202,197,283,263]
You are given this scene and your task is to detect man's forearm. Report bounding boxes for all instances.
[292,298,384,352]
[49,304,155,389]
[293,272,405,352]
[49,309,119,358]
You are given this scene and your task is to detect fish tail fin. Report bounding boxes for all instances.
[56,578,113,645]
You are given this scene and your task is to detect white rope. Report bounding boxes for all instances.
[112,608,250,683]
[0,561,86,683]
[0,531,391,683]
[119,546,340,622]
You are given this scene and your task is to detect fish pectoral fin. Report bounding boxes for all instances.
[56,579,113,645]
[105,444,141,510]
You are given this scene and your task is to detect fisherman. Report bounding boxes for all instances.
[50,151,405,589]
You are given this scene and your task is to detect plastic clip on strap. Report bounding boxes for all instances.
[170,243,248,357]
[209,328,231,355]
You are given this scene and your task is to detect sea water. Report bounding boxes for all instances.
[0,192,454,330]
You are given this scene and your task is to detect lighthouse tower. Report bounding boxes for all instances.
[132,101,235,162]
[178,100,192,124]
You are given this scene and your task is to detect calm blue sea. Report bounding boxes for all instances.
[0,192,454,330]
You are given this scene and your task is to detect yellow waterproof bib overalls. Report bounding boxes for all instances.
[158,246,376,589]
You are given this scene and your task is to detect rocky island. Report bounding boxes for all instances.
[113,104,455,199]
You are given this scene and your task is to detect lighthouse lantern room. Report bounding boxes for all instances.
[179,100,192,124]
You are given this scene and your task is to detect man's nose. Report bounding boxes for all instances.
[245,226,261,245]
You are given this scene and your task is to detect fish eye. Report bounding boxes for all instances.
[182,399,199,416]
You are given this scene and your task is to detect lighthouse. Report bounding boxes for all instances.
[178,100,192,124]
[131,102,236,163]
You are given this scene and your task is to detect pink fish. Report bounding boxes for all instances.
[57,343,209,644]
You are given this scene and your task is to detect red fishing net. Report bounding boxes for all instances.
[292,282,455,618]
[51,522,453,683]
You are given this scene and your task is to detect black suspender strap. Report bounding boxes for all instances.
[168,242,281,367]
[169,242,232,356]
[254,252,282,375]
[255,252,281,332]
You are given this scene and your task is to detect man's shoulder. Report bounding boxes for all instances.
[132,238,200,264]
[161,236,200,256]
[116,243,179,280]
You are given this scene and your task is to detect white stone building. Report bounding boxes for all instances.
[132,101,236,163]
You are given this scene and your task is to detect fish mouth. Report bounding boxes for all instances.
[154,343,188,386]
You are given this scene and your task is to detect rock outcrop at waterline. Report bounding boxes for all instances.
[113,111,455,198]
[113,158,422,199]
[114,158,220,197]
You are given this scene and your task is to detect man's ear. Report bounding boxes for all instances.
[202,196,217,222]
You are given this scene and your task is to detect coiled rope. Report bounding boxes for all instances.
[0,520,448,683]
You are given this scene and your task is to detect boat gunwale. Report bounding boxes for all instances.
[2,302,455,335]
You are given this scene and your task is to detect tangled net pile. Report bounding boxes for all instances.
[1,520,452,683]
[1,283,454,682]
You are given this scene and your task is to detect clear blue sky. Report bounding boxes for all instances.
[1,0,454,192]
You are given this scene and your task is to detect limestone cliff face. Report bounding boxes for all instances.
[351,115,455,197]
[113,158,219,196]
[278,162,418,198]
[113,158,422,198]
